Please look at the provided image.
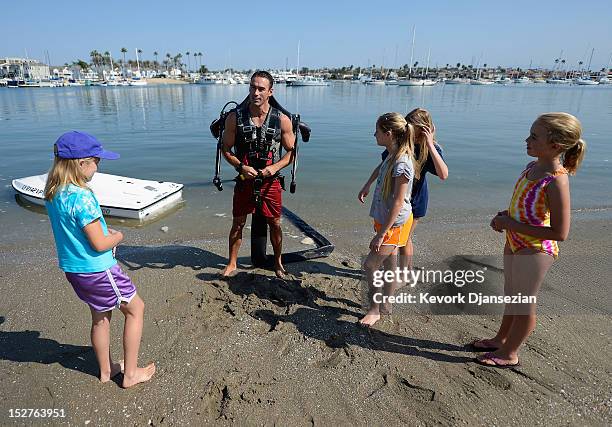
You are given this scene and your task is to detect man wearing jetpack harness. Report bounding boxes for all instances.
[220,71,295,278]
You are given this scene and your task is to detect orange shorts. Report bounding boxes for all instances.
[374,214,413,247]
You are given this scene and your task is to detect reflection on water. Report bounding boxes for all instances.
[13,193,186,227]
[1,83,611,239]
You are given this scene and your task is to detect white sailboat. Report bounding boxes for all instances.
[290,75,329,86]
[445,77,468,84]
[129,48,148,86]
[574,48,599,85]
[469,56,494,85]
[598,52,611,84]
[512,76,531,84]
[288,41,329,87]
[197,73,223,85]
[546,51,571,84]
[398,28,436,86]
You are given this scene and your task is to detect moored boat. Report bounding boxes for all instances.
[12,173,184,220]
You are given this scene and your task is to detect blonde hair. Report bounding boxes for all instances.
[44,157,92,201]
[537,112,586,175]
[377,112,415,200]
[406,108,435,180]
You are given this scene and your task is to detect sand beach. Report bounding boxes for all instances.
[1,211,610,425]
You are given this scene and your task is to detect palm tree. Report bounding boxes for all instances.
[74,60,89,74]
[576,61,584,79]
[153,51,159,69]
[186,52,190,72]
[561,59,567,78]
[166,53,171,73]
[174,54,183,71]
[89,50,98,68]
[120,47,127,76]
[137,49,143,73]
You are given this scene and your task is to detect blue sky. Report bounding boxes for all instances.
[5,0,612,70]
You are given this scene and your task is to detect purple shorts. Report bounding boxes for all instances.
[65,264,137,312]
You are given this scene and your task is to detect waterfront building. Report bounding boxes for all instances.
[0,57,50,80]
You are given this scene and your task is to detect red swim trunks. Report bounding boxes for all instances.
[233,178,282,218]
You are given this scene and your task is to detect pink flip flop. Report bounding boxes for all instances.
[474,352,520,369]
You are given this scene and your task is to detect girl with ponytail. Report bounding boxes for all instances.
[359,108,448,275]
[473,112,585,368]
[359,112,416,327]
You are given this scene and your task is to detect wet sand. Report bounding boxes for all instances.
[0,215,610,425]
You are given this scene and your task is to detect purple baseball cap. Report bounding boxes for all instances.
[54,131,120,160]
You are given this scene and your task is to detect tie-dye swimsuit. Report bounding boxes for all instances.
[506,163,567,258]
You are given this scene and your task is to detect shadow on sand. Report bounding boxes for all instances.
[0,316,99,379]
[116,245,227,271]
[196,271,472,364]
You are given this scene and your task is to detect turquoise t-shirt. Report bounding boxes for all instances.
[46,184,117,273]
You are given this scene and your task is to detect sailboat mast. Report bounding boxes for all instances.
[394,44,398,71]
[135,48,141,73]
[586,48,594,76]
[296,41,300,77]
[109,51,115,78]
[425,47,431,79]
[409,25,415,79]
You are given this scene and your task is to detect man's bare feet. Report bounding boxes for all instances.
[100,360,124,383]
[221,264,237,277]
[274,264,287,279]
[122,363,156,388]
[359,310,381,327]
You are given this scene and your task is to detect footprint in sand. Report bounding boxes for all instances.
[468,366,512,390]
[385,373,437,402]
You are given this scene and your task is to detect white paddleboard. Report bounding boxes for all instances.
[12,173,183,220]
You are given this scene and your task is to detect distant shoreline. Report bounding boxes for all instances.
[145,77,188,85]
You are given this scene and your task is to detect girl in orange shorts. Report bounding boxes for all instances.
[359,112,416,327]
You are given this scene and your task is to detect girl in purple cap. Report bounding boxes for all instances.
[44,131,155,388]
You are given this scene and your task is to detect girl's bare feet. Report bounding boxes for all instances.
[100,360,124,383]
[122,363,156,388]
[380,301,393,315]
[359,309,381,327]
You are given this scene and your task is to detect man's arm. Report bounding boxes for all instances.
[261,113,295,177]
[221,112,258,179]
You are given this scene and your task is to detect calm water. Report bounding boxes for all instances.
[1,83,611,246]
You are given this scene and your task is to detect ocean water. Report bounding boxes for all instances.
[1,83,611,247]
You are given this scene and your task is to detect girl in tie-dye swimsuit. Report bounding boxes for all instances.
[472,113,586,369]
[506,162,567,258]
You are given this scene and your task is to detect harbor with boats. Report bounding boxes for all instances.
[2,44,611,89]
